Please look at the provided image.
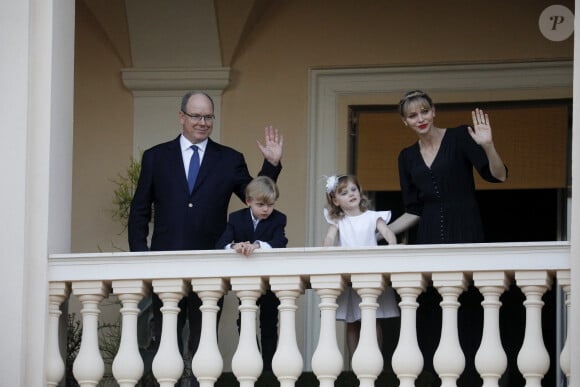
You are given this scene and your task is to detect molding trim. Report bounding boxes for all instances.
[121,66,231,96]
[307,61,573,246]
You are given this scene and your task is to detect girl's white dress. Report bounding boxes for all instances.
[324,209,400,323]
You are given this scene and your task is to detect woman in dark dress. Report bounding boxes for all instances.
[389,90,508,387]
[390,90,507,242]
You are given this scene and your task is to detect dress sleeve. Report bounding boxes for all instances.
[458,125,505,183]
[398,148,423,216]
[323,208,338,226]
[376,210,392,224]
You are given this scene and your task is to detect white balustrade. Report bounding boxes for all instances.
[151,279,187,387]
[515,271,551,387]
[311,274,345,387]
[191,277,228,387]
[45,243,571,387]
[46,282,69,387]
[270,276,305,387]
[351,273,384,387]
[72,281,110,387]
[557,270,571,382]
[231,276,265,387]
[432,272,467,387]
[111,280,148,387]
[391,273,426,387]
[473,271,508,387]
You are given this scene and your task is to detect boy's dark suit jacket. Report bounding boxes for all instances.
[128,136,281,252]
[216,207,288,249]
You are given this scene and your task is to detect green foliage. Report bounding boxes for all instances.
[111,154,141,231]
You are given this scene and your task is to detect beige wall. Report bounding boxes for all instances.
[72,0,573,251]
[72,0,133,252]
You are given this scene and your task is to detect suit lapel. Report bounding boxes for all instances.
[241,208,255,239]
[192,138,220,193]
[254,215,271,239]
[167,136,190,194]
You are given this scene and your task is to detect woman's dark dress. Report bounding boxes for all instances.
[398,125,503,244]
[397,125,505,386]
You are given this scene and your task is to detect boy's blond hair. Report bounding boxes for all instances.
[246,176,279,204]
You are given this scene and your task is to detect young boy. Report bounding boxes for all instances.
[216,175,288,371]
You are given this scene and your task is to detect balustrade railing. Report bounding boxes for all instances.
[47,242,570,387]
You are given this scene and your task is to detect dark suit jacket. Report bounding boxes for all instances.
[216,208,288,249]
[128,136,282,252]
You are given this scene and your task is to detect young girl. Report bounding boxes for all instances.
[322,174,399,360]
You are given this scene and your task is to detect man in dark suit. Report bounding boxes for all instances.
[127,91,283,371]
[216,176,288,371]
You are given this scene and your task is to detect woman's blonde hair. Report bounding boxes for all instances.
[325,174,369,219]
[398,90,434,117]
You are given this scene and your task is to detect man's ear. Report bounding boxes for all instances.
[246,198,252,206]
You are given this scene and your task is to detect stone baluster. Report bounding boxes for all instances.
[351,273,384,387]
[432,272,467,387]
[391,273,426,387]
[231,276,265,387]
[515,271,551,387]
[71,281,111,387]
[557,270,571,382]
[191,278,228,387]
[46,282,69,387]
[151,279,187,387]
[310,274,345,387]
[270,276,305,387]
[111,280,148,387]
[473,271,508,387]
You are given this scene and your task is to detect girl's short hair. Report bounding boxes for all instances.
[325,174,369,219]
[398,90,434,117]
[246,176,279,204]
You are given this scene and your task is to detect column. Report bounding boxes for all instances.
[111,280,148,387]
[473,271,508,387]
[231,276,265,387]
[270,276,305,387]
[557,270,571,382]
[432,272,467,387]
[46,282,70,387]
[191,278,228,387]
[391,273,426,387]
[121,67,230,152]
[151,279,187,387]
[310,274,345,387]
[351,274,384,387]
[71,281,110,387]
[515,271,551,387]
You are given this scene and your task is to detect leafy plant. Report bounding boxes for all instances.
[66,314,82,387]
[66,314,122,387]
[111,154,142,231]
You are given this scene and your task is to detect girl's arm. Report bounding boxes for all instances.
[377,218,397,245]
[323,224,339,246]
[388,212,420,235]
